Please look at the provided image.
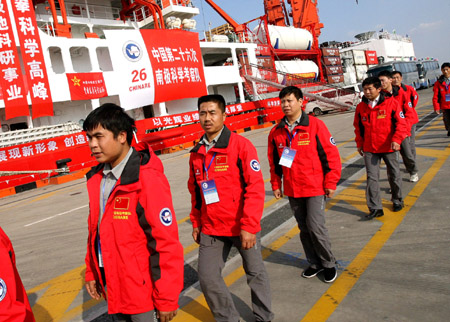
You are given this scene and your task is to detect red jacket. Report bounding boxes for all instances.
[403,84,419,108]
[267,113,341,198]
[433,76,450,111]
[85,146,184,314]
[0,227,35,322]
[384,85,416,136]
[354,92,407,153]
[188,126,265,236]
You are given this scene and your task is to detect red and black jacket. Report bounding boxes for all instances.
[433,75,450,112]
[267,113,341,198]
[0,227,35,322]
[384,85,416,135]
[188,126,265,236]
[354,92,407,153]
[85,146,184,314]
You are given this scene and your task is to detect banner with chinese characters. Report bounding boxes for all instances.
[104,29,206,110]
[0,0,29,119]
[141,29,206,103]
[11,0,53,119]
[67,72,108,100]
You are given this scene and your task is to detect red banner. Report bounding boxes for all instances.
[365,50,378,65]
[0,0,29,119]
[67,73,108,100]
[141,29,207,103]
[11,0,53,119]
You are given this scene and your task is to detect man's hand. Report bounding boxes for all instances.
[157,309,178,322]
[357,147,364,156]
[192,227,201,244]
[391,142,400,151]
[240,229,256,250]
[325,188,335,198]
[435,110,441,114]
[85,280,101,300]
[273,189,283,199]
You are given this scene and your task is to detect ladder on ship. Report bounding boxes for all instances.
[243,63,358,109]
[0,122,82,148]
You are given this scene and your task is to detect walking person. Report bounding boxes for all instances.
[267,86,341,282]
[83,103,184,322]
[433,62,450,136]
[354,77,407,219]
[188,94,274,322]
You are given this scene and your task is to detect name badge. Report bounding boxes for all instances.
[445,94,450,102]
[201,180,220,204]
[279,147,297,168]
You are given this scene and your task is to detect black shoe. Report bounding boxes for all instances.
[323,267,337,283]
[393,202,404,212]
[447,131,450,137]
[365,209,384,220]
[302,266,323,278]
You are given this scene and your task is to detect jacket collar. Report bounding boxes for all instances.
[362,91,387,106]
[86,148,142,186]
[191,125,232,153]
[401,83,408,91]
[276,111,309,129]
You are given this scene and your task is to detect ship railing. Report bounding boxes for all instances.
[35,1,122,22]
[0,122,82,149]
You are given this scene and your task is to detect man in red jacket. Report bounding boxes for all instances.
[379,70,419,182]
[392,71,419,163]
[267,86,341,283]
[433,62,450,136]
[0,227,35,322]
[188,94,273,322]
[83,103,184,322]
[354,77,407,219]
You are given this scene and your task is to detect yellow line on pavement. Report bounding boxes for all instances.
[300,144,450,322]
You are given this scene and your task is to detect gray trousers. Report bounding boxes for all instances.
[111,310,157,322]
[364,151,402,210]
[400,136,418,175]
[288,196,336,269]
[443,109,450,131]
[409,124,417,159]
[198,232,274,322]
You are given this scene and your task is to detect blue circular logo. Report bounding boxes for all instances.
[159,208,173,226]
[399,111,405,118]
[123,41,142,62]
[250,159,261,172]
[330,137,336,146]
[202,182,208,189]
[0,278,6,302]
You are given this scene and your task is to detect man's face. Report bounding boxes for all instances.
[363,84,382,101]
[86,125,127,168]
[392,73,402,86]
[280,93,303,118]
[379,76,392,91]
[199,101,226,138]
[442,67,450,78]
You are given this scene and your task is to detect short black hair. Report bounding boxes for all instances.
[362,77,382,89]
[441,62,450,70]
[83,103,135,145]
[378,70,392,78]
[197,94,226,113]
[392,70,402,77]
[279,86,303,100]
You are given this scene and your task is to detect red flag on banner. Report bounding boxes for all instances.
[67,73,108,100]
[141,29,207,103]
[11,0,53,119]
[0,0,29,120]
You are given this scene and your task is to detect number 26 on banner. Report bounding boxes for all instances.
[132,69,147,82]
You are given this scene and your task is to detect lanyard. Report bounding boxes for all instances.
[285,129,299,147]
[203,152,217,180]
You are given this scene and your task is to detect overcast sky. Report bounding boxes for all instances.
[192,0,450,63]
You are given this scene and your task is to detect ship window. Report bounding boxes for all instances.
[70,47,92,72]
[201,47,233,66]
[96,47,113,71]
[49,47,65,74]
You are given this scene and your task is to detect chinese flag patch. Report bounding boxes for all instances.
[216,156,228,165]
[114,197,130,210]
[298,133,310,140]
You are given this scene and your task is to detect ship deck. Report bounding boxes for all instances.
[1,88,449,322]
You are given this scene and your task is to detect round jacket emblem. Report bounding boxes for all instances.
[0,278,7,302]
[160,208,173,226]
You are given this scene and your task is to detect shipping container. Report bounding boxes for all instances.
[321,48,340,57]
[324,56,342,66]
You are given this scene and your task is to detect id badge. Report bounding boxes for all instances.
[201,179,220,204]
[279,147,297,168]
[445,94,450,102]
